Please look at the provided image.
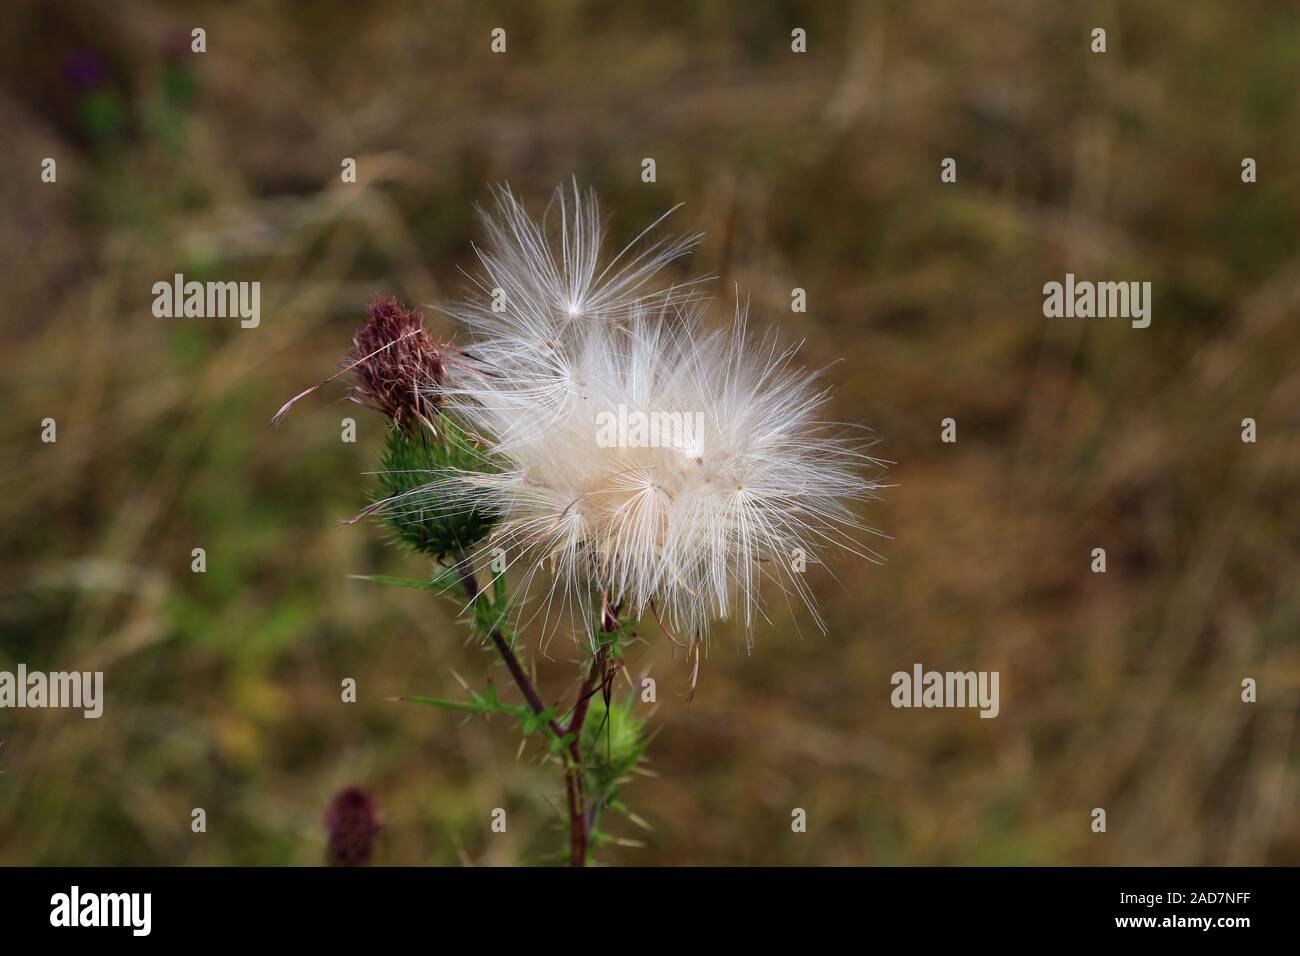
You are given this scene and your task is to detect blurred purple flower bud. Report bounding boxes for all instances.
[325,786,381,867]
[64,50,107,91]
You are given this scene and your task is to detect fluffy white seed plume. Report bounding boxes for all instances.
[435,181,883,651]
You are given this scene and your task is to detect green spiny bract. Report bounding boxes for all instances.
[581,693,652,852]
[581,694,649,794]
[374,416,498,559]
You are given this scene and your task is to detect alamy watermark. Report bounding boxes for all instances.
[891,663,999,718]
[594,404,705,455]
[50,886,151,936]
[152,273,260,328]
[1043,273,1151,328]
[0,664,103,718]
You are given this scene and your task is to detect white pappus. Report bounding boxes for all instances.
[416,181,886,654]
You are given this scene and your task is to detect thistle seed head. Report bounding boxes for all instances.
[420,182,886,650]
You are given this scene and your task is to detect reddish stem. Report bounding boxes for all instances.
[453,555,617,866]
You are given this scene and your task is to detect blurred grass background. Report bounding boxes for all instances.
[1,0,1297,866]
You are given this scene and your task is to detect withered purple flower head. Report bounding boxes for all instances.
[346,297,447,432]
[325,786,381,867]
[272,296,452,430]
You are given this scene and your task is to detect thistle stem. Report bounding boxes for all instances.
[451,552,612,867]
[564,640,611,866]
[451,556,565,739]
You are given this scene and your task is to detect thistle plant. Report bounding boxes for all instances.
[278,181,881,866]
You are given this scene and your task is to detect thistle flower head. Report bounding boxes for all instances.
[271,296,454,432]
[425,182,883,649]
[347,297,447,433]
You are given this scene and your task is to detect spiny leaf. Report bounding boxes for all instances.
[403,687,563,744]
[349,573,443,591]
[400,694,494,715]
